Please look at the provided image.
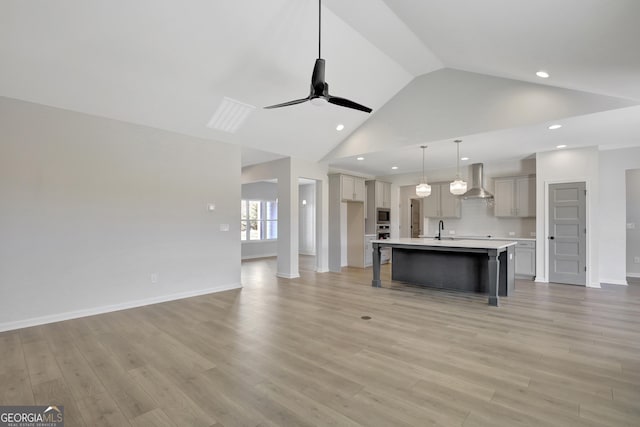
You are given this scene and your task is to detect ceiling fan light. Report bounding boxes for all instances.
[450,179,468,195]
[310,97,328,107]
[416,183,431,198]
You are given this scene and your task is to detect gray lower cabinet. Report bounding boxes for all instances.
[515,240,536,278]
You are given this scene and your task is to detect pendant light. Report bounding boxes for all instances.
[450,139,468,195]
[416,145,431,198]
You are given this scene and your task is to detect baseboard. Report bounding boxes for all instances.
[299,251,316,256]
[241,252,277,260]
[315,267,329,273]
[599,279,628,286]
[0,282,242,333]
[533,276,548,283]
[276,272,301,279]
[587,282,602,288]
[627,272,640,278]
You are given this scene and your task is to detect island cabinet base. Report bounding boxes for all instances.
[391,246,515,297]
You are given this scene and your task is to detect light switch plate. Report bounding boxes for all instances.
[219,224,229,232]
[628,223,636,229]
[208,203,216,211]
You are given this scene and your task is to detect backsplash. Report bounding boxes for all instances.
[424,198,536,238]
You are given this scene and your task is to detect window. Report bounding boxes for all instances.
[241,200,277,241]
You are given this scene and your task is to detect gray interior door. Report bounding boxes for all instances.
[549,182,587,285]
[411,199,421,238]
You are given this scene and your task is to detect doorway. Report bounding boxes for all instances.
[548,182,587,285]
[410,198,422,238]
[627,169,640,282]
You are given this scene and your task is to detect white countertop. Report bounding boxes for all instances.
[373,238,517,250]
[418,234,535,242]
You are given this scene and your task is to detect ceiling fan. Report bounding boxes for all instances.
[264,0,372,113]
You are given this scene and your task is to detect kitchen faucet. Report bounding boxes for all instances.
[437,220,444,240]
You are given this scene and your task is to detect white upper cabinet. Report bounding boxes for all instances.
[341,175,365,202]
[423,184,440,217]
[494,179,515,217]
[424,182,461,218]
[375,181,391,208]
[494,175,536,217]
[515,176,536,217]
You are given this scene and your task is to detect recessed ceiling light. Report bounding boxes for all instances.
[391,166,398,170]
[461,157,469,161]
[548,124,562,130]
[336,124,345,131]
[556,144,567,149]
[357,157,364,161]
[536,71,550,78]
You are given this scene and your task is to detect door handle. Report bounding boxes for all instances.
[549,236,555,240]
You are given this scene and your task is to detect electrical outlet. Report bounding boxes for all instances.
[208,203,216,211]
[508,231,515,236]
[635,257,640,264]
[220,223,230,232]
[628,223,636,229]
[449,230,456,235]
[151,273,158,283]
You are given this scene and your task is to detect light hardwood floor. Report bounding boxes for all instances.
[2,256,640,426]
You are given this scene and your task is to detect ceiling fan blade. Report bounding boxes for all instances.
[264,97,310,109]
[328,96,372,113]
[311,58,326,90]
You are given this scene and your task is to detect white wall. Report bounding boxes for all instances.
[627,168,640,277]
[242,181,278,199]
[0,97,241,331]
[536,147,600,287]
[299,183,316,255]
[340,203,348,266]
[241,182,278,260]
[597,147,640,283]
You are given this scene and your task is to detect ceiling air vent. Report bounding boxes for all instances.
[206,97,255,133]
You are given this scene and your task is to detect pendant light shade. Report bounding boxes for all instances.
[450,140,468,195]
[450,179,468,195]
[416,183,431,197]
[416,145,431,198]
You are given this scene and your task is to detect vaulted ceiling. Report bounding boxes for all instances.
[1,0,639,175]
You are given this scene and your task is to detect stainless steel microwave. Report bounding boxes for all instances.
[376,208,390,224]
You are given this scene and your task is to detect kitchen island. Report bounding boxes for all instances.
[372,238,516,306]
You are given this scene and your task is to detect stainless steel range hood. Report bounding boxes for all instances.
[462,163,493,199]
